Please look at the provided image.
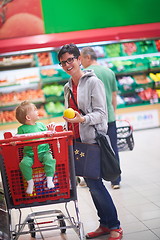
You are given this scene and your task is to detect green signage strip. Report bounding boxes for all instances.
[41,0,160,34]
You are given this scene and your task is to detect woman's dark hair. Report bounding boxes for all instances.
[58,43,80,61]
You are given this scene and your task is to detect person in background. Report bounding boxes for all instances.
[58,43,123,240]
[15,101,56,194]
[81,47,121,189]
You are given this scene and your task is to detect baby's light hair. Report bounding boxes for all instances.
[15,101,36,124]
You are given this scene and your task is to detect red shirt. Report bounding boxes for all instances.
[68,82,81,138]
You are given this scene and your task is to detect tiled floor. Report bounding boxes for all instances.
[1,127,160,239]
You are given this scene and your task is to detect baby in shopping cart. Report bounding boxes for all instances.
[15,101,56,195]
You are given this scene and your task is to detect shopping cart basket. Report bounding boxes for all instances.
[0,129,85,239]
[116,120,135,152]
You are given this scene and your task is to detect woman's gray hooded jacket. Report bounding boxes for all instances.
[64,70,108,144]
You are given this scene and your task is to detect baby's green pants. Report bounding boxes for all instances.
[19,151,56,181]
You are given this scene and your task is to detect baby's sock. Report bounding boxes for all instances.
[26,179,34,194]
[47,176,55,189]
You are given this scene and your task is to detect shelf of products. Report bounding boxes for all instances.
[0,50,70,127]
[85,39,160,109]
[0,38,160,130]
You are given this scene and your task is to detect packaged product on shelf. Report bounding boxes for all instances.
[0,89,45,106]
[0,106,47,124]
[105,43,121,57]
[155,40,160,51]
[121,42,139,56]
[37,52,53,66]
[149,72,160,89]
[0,54,34,67]
[133,74,154,89]
[43,84,64,97]
[44,101,65,116]
[117,76,135,92]
[137,88,159,103]
[138,40,157,54]
[121,93,143,105]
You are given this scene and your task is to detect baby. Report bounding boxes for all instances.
[15,101,56,194]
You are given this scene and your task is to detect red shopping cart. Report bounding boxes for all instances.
[0,129,85,239]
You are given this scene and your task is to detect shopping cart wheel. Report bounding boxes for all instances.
[28,219,36,238]
[57,215,66,233]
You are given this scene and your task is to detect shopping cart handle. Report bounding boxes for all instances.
[0,130,73,144]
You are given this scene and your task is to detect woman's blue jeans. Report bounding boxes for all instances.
[107,121,121,185]
[84,177,120,229]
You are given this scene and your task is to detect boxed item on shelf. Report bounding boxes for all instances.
[40,67,62,83]
[43,84,64,98]
[155,40,160,52]
[44,101,65,117]
[121,42,139,56]
[0,54,35,68]
[104,43,121,57]
[117,76,136,93]
[117,95,125,108]
[0,106,47,124]
[92,46,106,58]
[138,40,157,54]
[121,93,143,105]
[149,72,160,89]
[147,56,160,69]
[133,74,154,89]
[0,89,45,107]
[36,52,53,66]
[137,88,159,103]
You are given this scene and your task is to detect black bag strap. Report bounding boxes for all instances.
[69,89,86,116]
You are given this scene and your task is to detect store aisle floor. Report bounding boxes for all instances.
[2,127,160,240]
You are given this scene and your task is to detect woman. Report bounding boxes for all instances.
[58,43,123,240]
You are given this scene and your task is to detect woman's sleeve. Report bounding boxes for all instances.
[85,77,108,125]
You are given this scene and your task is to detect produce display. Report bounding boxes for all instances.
[0,54,34,66]
[117,76,135,92]
[121,94,143,105]
[105,44,121,57]
[0,67,40,86]
[138,88,158,103]
[149,72,160,89]
[37,52,52,66]
[0,38,160,126]
[133,74,151,84]
[40,68,58,76]
[0,106,47,124]
[138,40,157,54]
[45,101,65,115]
[121,42,138,55]
[0,89,44,106]
[155,40,160,51]
[43,84,64,97]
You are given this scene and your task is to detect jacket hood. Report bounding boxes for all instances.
[67,69,96,87]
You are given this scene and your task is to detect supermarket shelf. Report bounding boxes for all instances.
[98,52,160,62]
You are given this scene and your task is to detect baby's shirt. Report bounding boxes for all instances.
[17,122,50,156]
